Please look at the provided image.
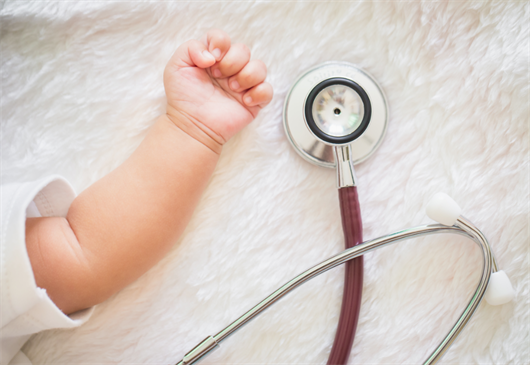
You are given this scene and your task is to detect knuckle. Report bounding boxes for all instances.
[256,82,267,91]
[261,83,273,96]
[217,34,230,45]
[219,60,235,71]
[237,43,251,57]
[254,61,267,78]
[188,39,202,48]
[254,59,266,71]
[209,29,230,44]
[238,67,253,80]
[209,28,223,36]
[181,39,194,49]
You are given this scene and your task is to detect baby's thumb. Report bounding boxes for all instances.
[169,39,216,70]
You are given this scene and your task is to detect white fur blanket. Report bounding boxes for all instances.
[1,1,528,364]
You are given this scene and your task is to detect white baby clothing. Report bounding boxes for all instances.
[1,176,93,365]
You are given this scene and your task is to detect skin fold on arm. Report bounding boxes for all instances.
[25,29,273,315]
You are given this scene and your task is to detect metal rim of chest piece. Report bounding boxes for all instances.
[283,61,389,168]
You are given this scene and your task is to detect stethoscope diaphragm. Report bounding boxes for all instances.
[305,77,371,144]
[283,62,388,168]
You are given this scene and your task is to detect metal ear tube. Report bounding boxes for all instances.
[175,194,514,365]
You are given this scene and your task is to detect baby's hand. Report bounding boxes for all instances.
[24,32,272,316]
[164,30,273,152]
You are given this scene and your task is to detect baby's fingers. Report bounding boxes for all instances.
[243,82,273,107]
[228,60,267,92]
[169,39,216,70]
[211,44,251,78]
[204,29,231,61]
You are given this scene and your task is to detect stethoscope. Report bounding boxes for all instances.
[284,62,388,365]
[174,62,515,365]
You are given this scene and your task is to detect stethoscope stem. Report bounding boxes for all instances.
[175,219,496,365]
[334,145,357,188]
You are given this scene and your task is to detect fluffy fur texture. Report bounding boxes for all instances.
[1,1,528,364]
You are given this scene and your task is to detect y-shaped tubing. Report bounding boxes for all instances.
[175,217,495,365]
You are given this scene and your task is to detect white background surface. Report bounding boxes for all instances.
[1,1,528,364]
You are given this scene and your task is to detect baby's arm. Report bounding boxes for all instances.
[25,30,273,315]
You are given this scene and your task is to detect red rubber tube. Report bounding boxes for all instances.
[327,186,363,365]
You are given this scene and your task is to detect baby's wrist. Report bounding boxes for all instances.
[165,106,224,155]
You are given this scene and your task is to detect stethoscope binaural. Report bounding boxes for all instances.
[174,62,515,365]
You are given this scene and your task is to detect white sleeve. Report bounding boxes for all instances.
[1,176,94,365]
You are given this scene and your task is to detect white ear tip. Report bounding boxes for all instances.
[425,193,462,226]
[485,270,515,306]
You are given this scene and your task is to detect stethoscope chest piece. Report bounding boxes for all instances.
[283,62,388,168]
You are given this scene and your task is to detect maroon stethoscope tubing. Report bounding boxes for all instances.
[327,186,363,365]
